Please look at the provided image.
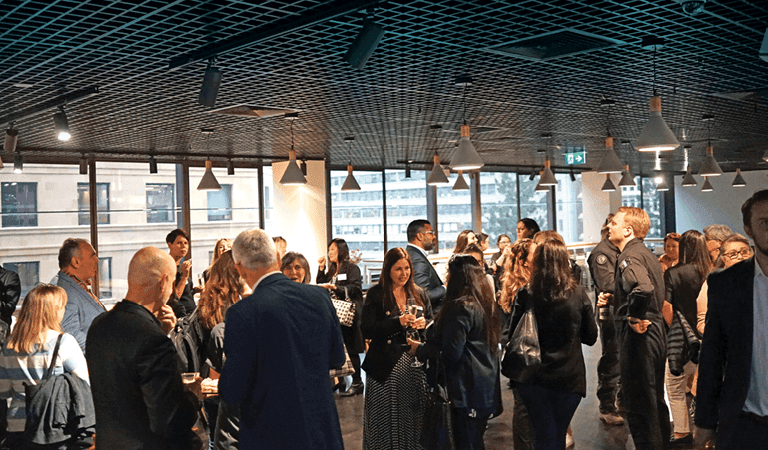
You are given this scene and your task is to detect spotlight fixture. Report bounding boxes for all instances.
[528,169,536,181]
[427,153,449,185]
[13,152,24,174]
[405,162,411,179]
[636,38,680,152]
[701,176,714,192]
[79,154,88,175]
[569,171,576,182]
[4,128,18,153]
[279,117,307,185]
[601,174,616,192]
[227,158,235,176]
[539,159,558,186]
[149,155,158,174]
[198,58,222,108]
[732,168,746,187]
[677,0,707,16]
[53,106,71,141]
[341,162,361,191]
[300,160,307,176]
[452,171,469,190]
[450,75,484,171]
[763,150,768,163]
[619,164,637,187]
[343,17,385,69]
[681,168,697,187]
[655,174,670,191]
[698,115,722,177]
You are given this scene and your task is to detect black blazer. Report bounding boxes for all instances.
[361,283,433,384]
[415,298,501,414]
[406,244,446,310]
[696,257,757,430]
[508,286,598,396]
[317,262,364,353]
[86,300,200,450]
[0,266,21,326]
[664,264,705,338]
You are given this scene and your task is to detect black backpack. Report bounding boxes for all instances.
[169,308,204,374]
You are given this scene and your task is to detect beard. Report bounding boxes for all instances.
[422,238,436,251]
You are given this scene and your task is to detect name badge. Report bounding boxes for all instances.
[337,273,347,281]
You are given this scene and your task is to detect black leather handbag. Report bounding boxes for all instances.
[501,290,542,383]
[420,353,456,450]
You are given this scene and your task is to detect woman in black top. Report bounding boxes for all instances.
[409,254,501,450]
[662,230,711,445]
[317,238,364,395]
[508,238,597,450]
[361,247,432,450]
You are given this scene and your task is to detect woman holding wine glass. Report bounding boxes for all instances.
[361,247,432,450]
[317,238,364,395]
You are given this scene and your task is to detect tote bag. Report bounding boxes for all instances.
[501,292,541,383]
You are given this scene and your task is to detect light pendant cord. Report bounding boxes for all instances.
[462,83,468,125]
[652,45,658,97]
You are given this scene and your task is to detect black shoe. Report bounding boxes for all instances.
[669,434,693,447]
[340,382,364,397]
[332,381,345,392]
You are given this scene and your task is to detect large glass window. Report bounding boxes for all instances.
[480,172,518,243]
[554,173,583,243]
[3,261,39,301]
[642,177,663,239]
[385,169,427,249]
[146,183,175,223]
[78,182,110,225]
[518,174,549,232]
[2,182,38,227]
[621,176,642,208]
[207,184,232,221]
[330,170,384,260]
[437,173,472,252]
[98,257,112,300]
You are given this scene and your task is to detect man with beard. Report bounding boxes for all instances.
[406,219,444,312]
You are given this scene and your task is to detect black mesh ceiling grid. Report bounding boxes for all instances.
[0,0,767,176]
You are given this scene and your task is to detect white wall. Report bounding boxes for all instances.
[674,169,768,236]
[581,171,622,243]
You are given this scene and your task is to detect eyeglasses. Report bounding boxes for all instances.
[422,230,436,235]
[722,248,753,260]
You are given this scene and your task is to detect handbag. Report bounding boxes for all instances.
[420,353,456,450]
[331,297,355,327]
[23,333,65,445]
[501,290,541,383]
[329,347,356,378]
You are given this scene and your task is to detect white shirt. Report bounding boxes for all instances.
[407,243,429,259]
[744,260,768,416]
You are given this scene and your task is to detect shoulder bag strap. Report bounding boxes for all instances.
[43,333,64,381]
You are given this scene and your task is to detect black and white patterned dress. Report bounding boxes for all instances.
[362,347,427,450]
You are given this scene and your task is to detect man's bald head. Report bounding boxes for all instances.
[125,247,176,308]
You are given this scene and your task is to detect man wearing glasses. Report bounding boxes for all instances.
[697,189,768,449]
[406,219,445,312]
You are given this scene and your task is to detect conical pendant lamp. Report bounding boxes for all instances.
[450,125,484,171]
[601,174,616,192]
[427,153,449,185]
[732,168,746,187]
[597,137,624,173]
[197,160,221,190]
[535,170,549,192]
[681,168,697,187]
[341,163,361,191]
[701,176,714,192]
[539,159,558,186]
[636,38,679,152]
[699,146,723,177]
[452,170,469,190]
[619,164,636,187]
[280,149,307,185]
[655,174,669,192]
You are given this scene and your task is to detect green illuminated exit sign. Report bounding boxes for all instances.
[564,151,586,165]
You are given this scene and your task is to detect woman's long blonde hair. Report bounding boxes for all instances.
[198,251,246,330]
[7,284,66,353]
[499,239,535,313]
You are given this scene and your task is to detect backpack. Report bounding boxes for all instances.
[169,308,204,374]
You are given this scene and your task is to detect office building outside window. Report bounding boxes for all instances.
[78,182,110,225]
[99,257,112,300]
[146,183,175,223]
[2,182,38,228]
[207,184,233,221]
[330,170,384,259]
[622,176,663,239]
[385,169,427,249]
[437,174,472,252]
[2,261,39,301]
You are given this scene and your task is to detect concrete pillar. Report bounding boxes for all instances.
[581,171,622,244]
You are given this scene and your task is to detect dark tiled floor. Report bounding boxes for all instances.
[335,327,711,449]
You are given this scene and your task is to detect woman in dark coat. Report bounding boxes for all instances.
[361,247,432,450]
[317,238,364,395]
[408,254,501,450]
[508,238,598,450]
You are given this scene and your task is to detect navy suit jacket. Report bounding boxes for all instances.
[696,257,757,429]
[407,244,445,310]
[219,273,345,450]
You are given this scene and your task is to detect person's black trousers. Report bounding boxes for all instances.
[620,320,670,450]
[596,317,621,412]
[516,383,581,450]
[451,408,489,450]
[716,414,768,450]
[341,325,362,384]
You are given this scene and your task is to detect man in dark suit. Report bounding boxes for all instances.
[86,247,202,450]
[696,189,768,449]
[0,264,20,329]
[220,229,345,450]
[406,219,445,311]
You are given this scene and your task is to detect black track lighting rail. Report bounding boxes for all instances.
[0,86,99,126]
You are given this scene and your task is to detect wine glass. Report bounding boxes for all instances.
[406,328,424,368]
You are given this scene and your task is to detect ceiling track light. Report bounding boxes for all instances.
[427,153,449,185]
[79,154,88,175]
[227,158,235,176]
[343,16,385,69]
[149,155,158,174]
[13,152,24,174]
[569,171,576,182]
[341,162,361,191]
[528,169,536,181]
[3,127,18,169]
[452,170,469,190]
[198,58,222,107]
[53,106,71,141]
[636,37,680,152]
[279,117,307,185]
[300,160,307,176]
[619,164,637,187]
[450,75,484,171]
[701,176,714,192]
[405,162,411,178]
[732,168,747,187]
[601,173,616,192]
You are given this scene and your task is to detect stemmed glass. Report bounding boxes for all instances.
[406,302,424,368]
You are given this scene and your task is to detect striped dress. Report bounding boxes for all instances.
[0,330,89,432]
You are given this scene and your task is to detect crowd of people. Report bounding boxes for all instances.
[0,189,766,449]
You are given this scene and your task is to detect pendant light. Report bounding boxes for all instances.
[452,170,469,190]
[53,106,71,141]
[149,155,158,174]
[3,127,18,170]
[197,129,221,190]
[538,134,557,186]
[279,115,307,185]
[732,168,746,187]
[636,38,680,152]
[601,174,616,192]
[535,171,549,192]
[655,174,670,191]
[681,169,697,187]
[427,153,450,185]
[698,115,722,177]
[619,164,636,187]
[341,162,361,191]
[597,100,624,173]
[449,75,484,171]
[79,154,88,175]
[701,176,714,192]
